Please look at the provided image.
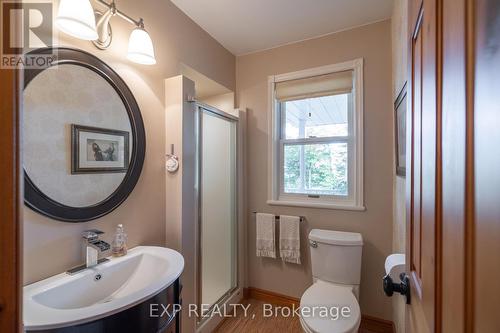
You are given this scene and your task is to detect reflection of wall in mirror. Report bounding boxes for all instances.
[23,64,132,207]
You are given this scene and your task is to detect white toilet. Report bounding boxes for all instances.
[300,229,363,333]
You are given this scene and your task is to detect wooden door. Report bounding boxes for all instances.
[0,67,23,333]
[407,0,500,332]
[406,0,439,332]
[0,0,23,331]
[407,0,469,332]
[0,26,23,333]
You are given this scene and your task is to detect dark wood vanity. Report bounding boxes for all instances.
[27,279,181,333]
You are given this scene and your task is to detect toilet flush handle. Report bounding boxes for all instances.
[309,240,318,248]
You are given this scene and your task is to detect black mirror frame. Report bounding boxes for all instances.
[23,47,146,222]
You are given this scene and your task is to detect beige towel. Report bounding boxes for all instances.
[256,213,276,258]
[279,215,301,264]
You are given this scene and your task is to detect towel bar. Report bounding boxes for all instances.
[252,211,305,222]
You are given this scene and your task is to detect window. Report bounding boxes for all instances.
[268,60,364,210]
[281,94,350,197]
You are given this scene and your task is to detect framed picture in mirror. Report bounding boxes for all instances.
[394,83,407,177]
[72,124,130,174]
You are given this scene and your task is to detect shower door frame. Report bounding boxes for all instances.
[195,103,240,329]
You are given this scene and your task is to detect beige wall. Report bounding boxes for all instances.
[201,92,236,115]
[23,0,235,285]
[236,20,394,320]
[391,0,409,332]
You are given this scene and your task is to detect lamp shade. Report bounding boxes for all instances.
[127,28,156,65]
[56,0,98,40]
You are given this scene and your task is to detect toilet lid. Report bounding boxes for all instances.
[300,281,361,333]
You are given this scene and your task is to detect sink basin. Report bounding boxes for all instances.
[24,246,184,331]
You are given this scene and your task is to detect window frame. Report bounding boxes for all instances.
[267,59,365,211]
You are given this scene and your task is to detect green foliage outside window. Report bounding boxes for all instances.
[284,143,347,196]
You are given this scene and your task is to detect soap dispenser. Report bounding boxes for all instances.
[111,224,128,257]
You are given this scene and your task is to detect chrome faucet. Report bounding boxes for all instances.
[83,229,110,268]
[67,229,110,275]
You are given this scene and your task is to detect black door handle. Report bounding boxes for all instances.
[383,272,411,304]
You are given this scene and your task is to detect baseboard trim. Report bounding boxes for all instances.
[246,287,300,307]
[360,314,395,333]
[243,287,394,333]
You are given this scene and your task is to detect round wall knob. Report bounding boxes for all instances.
[166,155,179,173]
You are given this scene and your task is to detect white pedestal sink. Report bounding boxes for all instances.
[24,246,184,331]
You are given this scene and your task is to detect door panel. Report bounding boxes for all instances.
[407,1,437,332]
[411,25,423,282]
[474,1,500,331]
[441,0,467,331]
[419,0,438,325]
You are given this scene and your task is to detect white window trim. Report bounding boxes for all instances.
[267,59,365,211]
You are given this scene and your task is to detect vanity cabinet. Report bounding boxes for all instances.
[27,279,181,333]
[161,318,177,333]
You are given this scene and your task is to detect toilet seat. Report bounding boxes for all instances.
[299,280,361,333]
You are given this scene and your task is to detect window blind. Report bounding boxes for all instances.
[275,70,353,102]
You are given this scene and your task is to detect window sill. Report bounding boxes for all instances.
[267,199,366,211]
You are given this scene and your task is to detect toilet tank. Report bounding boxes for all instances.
[309,229,363,285]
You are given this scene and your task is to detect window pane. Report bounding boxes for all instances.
[283,94,349,139]
[283,142,348,196]
[283,145,301,192]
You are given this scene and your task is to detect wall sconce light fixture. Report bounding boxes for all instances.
[55,0,99,40]
[56,0,156,65]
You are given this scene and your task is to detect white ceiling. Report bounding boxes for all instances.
[170,0,393,55]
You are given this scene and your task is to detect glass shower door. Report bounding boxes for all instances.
[198,105,237,313]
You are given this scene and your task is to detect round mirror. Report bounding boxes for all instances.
[23,48,146,222]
